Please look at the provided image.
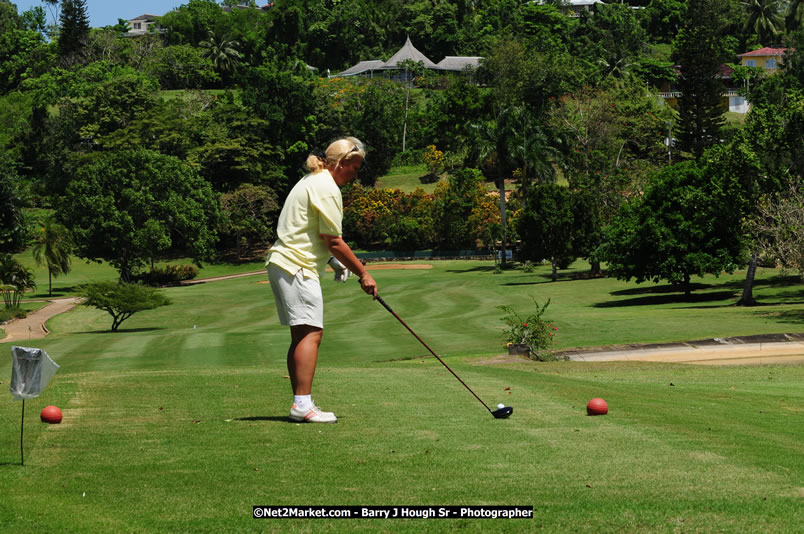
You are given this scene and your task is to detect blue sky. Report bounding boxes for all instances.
[11,1,181,28]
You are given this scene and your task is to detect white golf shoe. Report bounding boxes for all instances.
[288,402,337,423]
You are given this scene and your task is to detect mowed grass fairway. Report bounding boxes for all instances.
[1,260,803,532]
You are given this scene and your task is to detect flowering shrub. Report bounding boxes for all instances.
[423,144,445,178]
[135,264,198,286]
[498,298,557,360]
[343,183,436,249]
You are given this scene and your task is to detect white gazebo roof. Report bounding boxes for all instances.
[378,36,439,70]
[436,56,482,71]
[332,38,484,77]
[334,60,385,77]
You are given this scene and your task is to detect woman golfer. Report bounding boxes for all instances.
[267,137,377,423]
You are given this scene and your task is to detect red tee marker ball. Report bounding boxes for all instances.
[586,398,608,416]
[41,405,63,424]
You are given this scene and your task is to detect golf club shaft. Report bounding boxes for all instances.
[376,295,492,412]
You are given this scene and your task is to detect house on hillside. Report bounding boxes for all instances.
[737,47,788,71]
[657,64,748,114]
[126,14,158,36]
[332,37,482,80]
[534,0,605,17]
[564,0,605,17]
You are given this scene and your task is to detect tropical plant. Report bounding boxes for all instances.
[787,0,804,32]
[742,0,784,44]
[199,30,242,75]
[498,297,557,360]
[469,110,516,267]
[506,106,557,207]
[0,253,36,309]
[31,212,73,297]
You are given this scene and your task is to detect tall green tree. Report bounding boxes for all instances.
[239,58,317,187]
[59,149,220,282]
[469,110,516,268]
[0,28,51,95]
[600,161,744,295]
[431,168,489,250]
[0,169,26,253]
[643,0,687,43]
[31,213,73,297]
[57,0,90,64]
[673,0,733,158]
[572,2,648,80]
[517,183,574,282]
[0,0,20,34]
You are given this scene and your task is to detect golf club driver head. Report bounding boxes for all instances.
[491,406,513,419]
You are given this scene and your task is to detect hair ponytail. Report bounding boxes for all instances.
[304,137,366,173]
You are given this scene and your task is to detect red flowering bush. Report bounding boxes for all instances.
[498,298,556,360]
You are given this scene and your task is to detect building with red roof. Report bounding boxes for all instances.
[738,47,788,71]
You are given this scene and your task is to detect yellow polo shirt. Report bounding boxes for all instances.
[267,169,343,279]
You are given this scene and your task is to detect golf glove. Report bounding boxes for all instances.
[328,256,351,282]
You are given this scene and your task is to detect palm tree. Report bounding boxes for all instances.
[199,30,243,75]
[742,0,784,45]
[786,0,804,32]
[470,109,518,268]
[0,253,36,309]
[507,107,558,210]
[31,213,73,297]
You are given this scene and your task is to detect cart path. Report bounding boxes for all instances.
[1,298,82,344]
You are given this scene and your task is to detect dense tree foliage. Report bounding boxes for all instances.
[517,183,574,281]
[0,170,26,253]
[600,161,744,294]
[59,150,219,281]
[0,0,800,297]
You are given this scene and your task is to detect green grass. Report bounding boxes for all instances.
[724,111,747,128]
[375,164,443,193]
[376,165,509,194]
[1,260,803,532]
[12,248,266,301]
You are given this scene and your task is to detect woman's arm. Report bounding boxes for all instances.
[322,234,377,298]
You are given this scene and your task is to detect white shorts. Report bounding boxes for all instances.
[267,264,324,328]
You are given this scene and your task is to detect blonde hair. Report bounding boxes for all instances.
[305,137,366,173]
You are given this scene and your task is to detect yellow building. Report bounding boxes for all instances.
[737,47,788,71]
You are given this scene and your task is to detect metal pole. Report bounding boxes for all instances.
[20,399,25,466]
